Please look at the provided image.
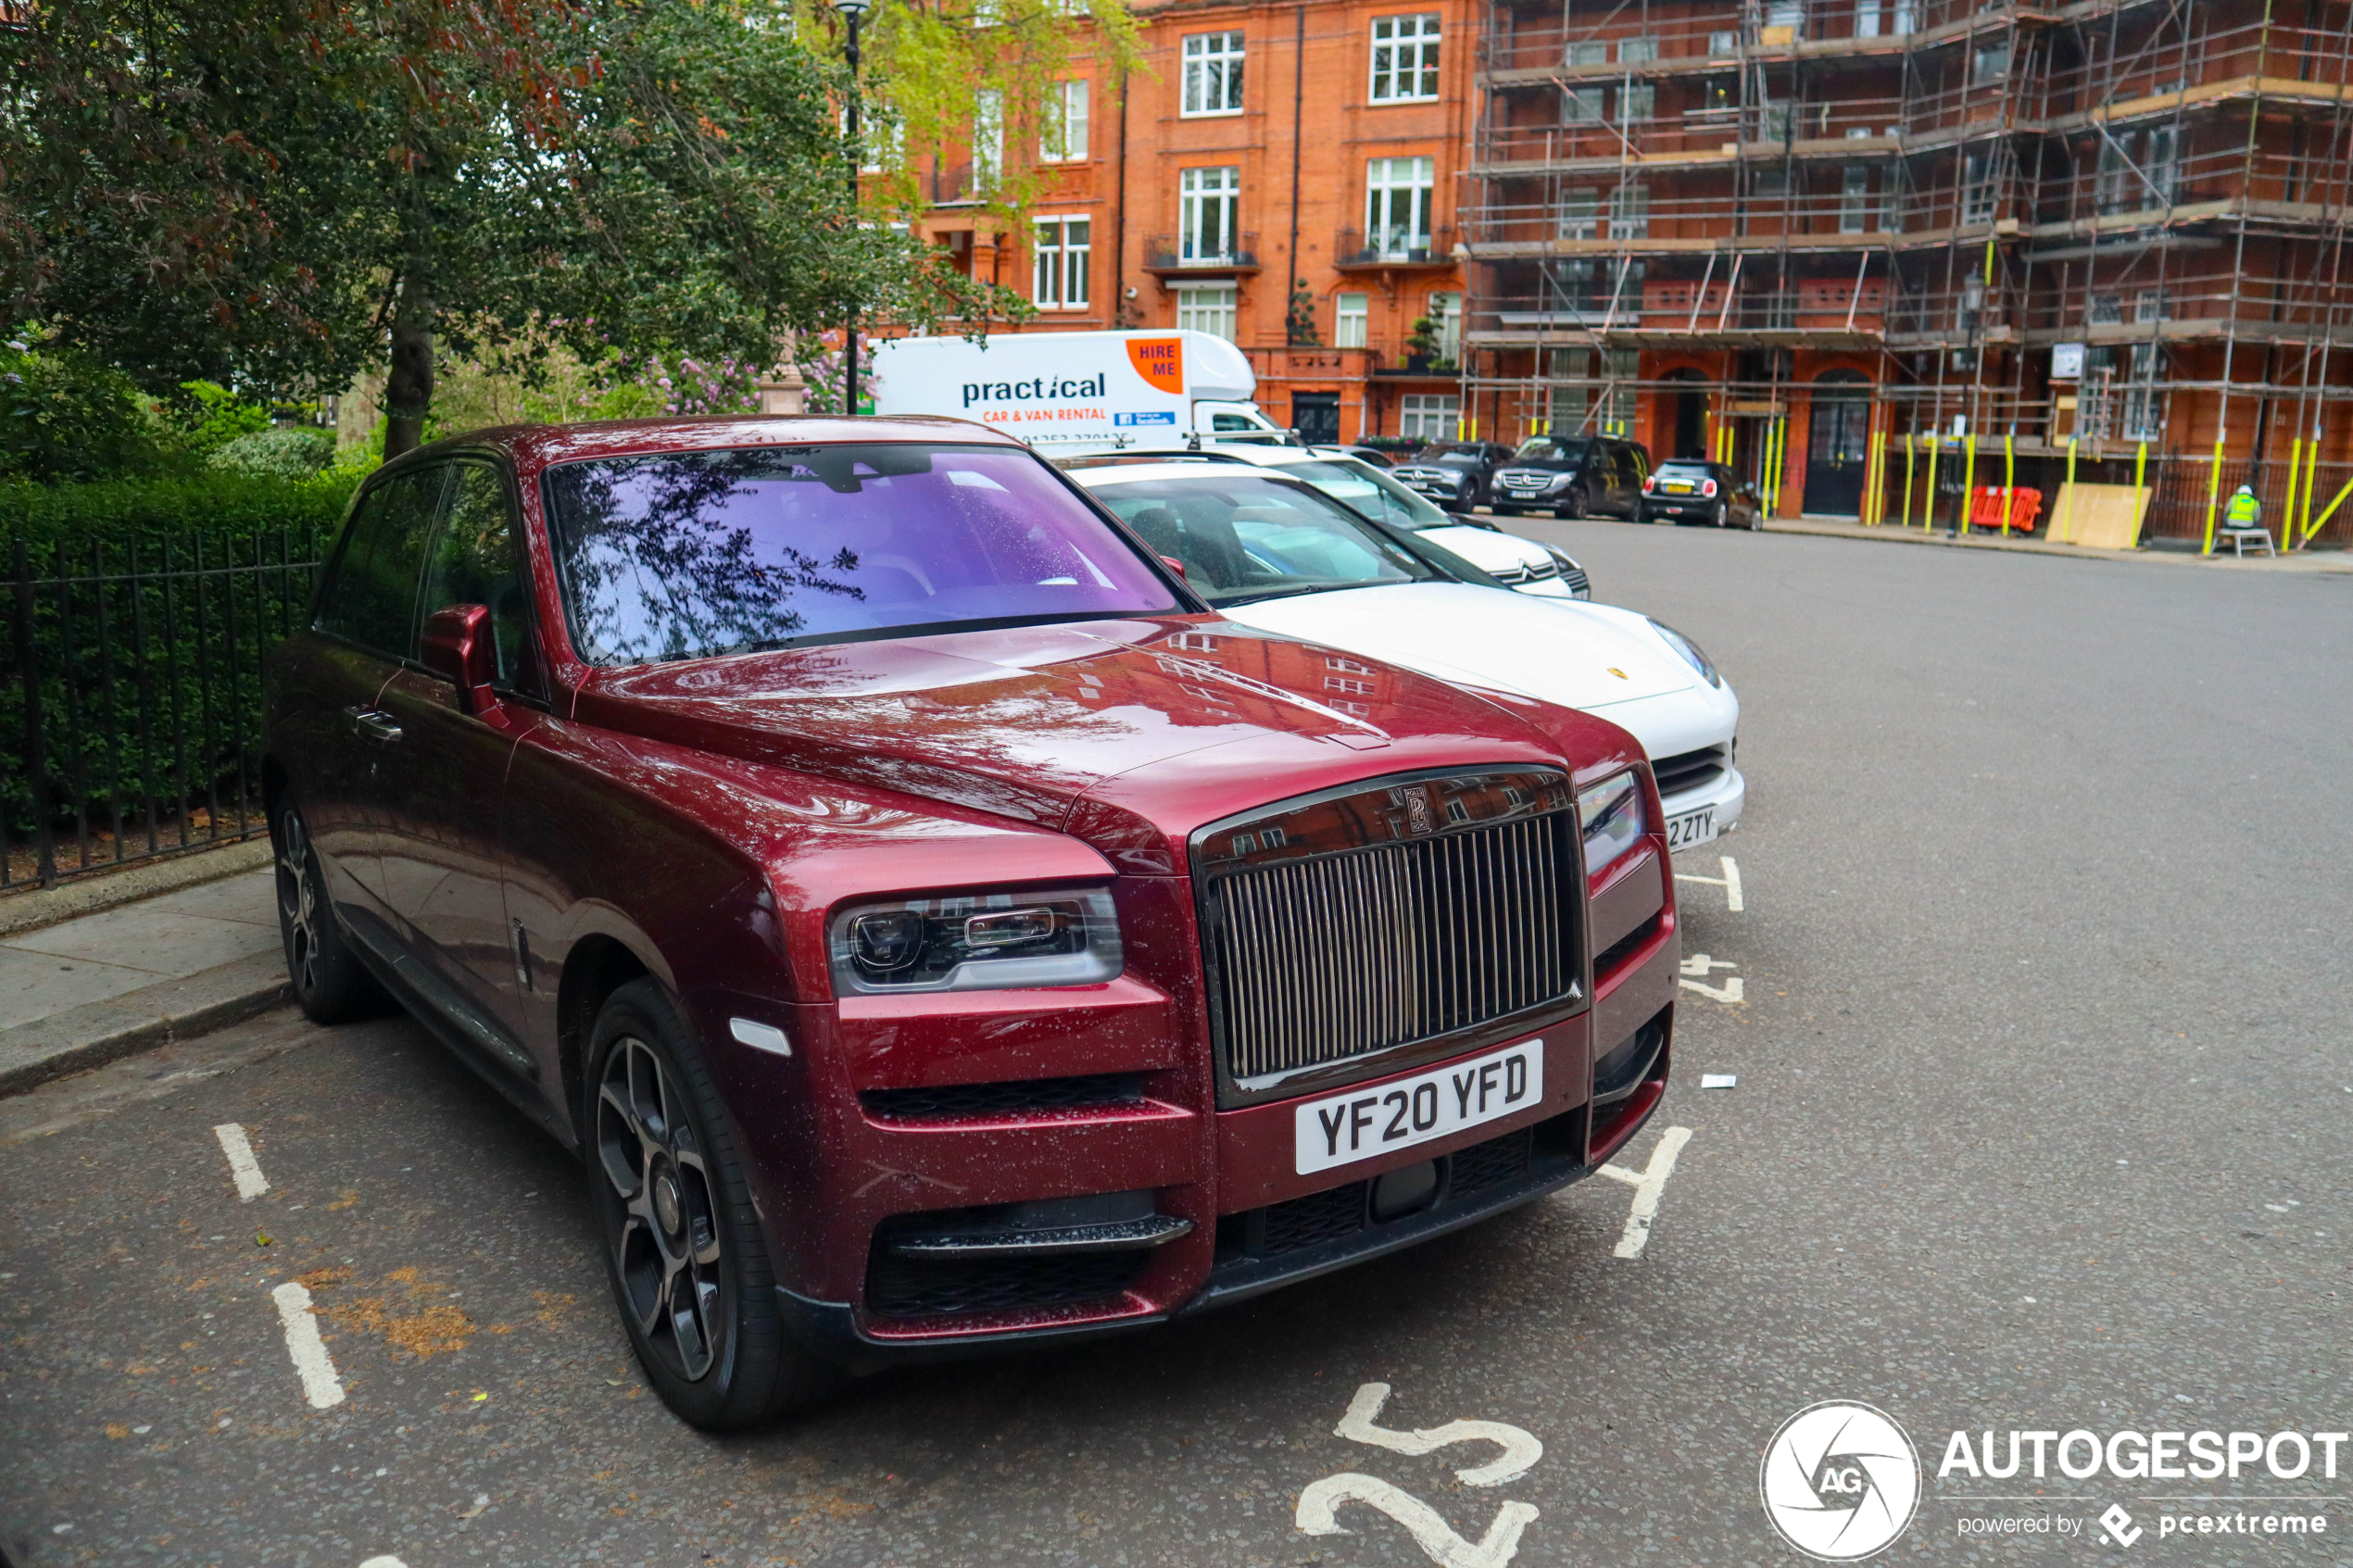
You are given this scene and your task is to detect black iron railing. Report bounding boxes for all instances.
[4,532,325,893]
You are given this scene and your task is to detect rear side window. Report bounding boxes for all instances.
[316,468,448,658]
[420,463,540,694]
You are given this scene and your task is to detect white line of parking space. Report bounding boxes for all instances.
[269,1280,346,1409]
[212,1121,270,1199]
[1299,1384,1547,1566]
[1673,854,1743,912]
[1595,1125,1693,1260]
[1678,954,1744,1005]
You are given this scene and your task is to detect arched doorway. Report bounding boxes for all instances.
[1662,368,1710,458]
[1803,370,1871,517]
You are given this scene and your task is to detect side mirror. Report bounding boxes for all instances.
[1158,554,1189,580]
[422,603,497,715]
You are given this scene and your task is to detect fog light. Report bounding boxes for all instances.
[1370,1160,1441,1223]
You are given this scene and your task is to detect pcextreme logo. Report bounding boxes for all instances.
[1759,1401,1924,1562]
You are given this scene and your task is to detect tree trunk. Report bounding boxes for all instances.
[383,266,435,460]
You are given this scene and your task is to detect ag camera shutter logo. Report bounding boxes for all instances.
[1760,1401,1923,1561]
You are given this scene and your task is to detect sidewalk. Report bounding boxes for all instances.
[0,859,289,1095]
[1760,514,2353,572]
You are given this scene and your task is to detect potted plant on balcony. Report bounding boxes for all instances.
[1403,316,1441,373]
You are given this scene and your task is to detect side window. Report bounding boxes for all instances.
[420,462,538,694]
[316,468,448,659]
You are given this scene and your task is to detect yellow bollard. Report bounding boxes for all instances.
[2284,437,2303,555]
[1902,433,1916,531]
[2059,436,2079,542]
[2299,427,2321,548]
[2201,438,2225,554]
[2002,433,2016,537]
[1923,433,1942,531]
[2134,440,2148,544]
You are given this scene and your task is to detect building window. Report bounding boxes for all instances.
[1972,44,2010,82]
[1557,188,1600,240]
[1600,348,1638,434]
[2089,292,2123,324]
[2135,288,2171,322]
[1961,148,1996,223]
[1618,34,1658,62]
[1334,292,1369,347]
[1546,347,1589,433]
[1708,29,1739,54]
[1182,31,1245,116]
[1365,156,1436,257]
[1617,83,1655,123]
[1176,283,1238,341]
[1564,85,1605,121]
[1369,14,1441,103]
[1179,166,1240,262]
[974,90,1003,191]
[1607,181,1649,239]
[1041,80,1088,161]
[1840,165,1870,232]
[2122,342,2164,440]
[1401,393,1460,439]
[1033,218,1091,309]
[2144,124,2181,206]
[1567,41,1606,68]
[1427,291,1461,359]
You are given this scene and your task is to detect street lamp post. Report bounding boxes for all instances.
[835,0,871,418]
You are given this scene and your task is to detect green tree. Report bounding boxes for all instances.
[3,0,1036,458]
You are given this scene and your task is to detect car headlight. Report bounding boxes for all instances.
[1578,771,1647,880]
[829,886,1122,994]
[1648,619,1721,688]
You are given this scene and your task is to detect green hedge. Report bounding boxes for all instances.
[0,470,363,549]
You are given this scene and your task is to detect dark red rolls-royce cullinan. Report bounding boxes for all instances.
[262,417,1679,1430]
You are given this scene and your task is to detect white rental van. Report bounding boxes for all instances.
[869,330,1290,450]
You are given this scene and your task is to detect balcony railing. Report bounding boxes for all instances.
[1334,226,1457,268]
[1142,232,1260,273]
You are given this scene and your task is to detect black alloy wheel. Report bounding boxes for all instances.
[587,979,834,1431]
[1711,502,1729,528]
[272,804,384,1024]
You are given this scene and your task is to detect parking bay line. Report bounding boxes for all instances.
[1673,855,1743,912]
[1594,1126,1692,1259]
[270,1281,346,1409]
[212,1123,269,1200]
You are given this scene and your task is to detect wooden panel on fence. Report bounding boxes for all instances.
[2047,483,2148,549]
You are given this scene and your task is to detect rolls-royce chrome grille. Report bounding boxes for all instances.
[1192,769,1584,1099]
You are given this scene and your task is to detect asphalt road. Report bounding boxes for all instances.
[2,527,2347,1568]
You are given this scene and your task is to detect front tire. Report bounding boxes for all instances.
[1558,487,1588,521]
[272,803,386,1024]
[588,979,836,1432]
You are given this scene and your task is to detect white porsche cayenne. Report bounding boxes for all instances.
[1071,462,1745,850]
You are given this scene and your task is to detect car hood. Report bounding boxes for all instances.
[1416,525,1551,571]
[1215,583,1723,738]
[568,616,1632,872]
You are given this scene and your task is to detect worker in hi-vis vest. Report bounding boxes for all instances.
[2225,484,2262,530]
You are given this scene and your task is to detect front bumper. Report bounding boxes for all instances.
[1661,764,1745,840]
[724,851,1682,1371]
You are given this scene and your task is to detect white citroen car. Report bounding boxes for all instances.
[1067,445,1592,600]
[1072,462,1744,849]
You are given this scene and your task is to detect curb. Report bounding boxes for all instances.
[0,839,275,939]
[0,951,292,1098]
[1756,519,2353,571]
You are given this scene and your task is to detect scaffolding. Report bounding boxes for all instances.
[1459,0,2353,547]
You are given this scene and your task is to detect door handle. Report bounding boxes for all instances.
[344,706,403,743]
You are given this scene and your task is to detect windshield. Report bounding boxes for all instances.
[1084,473,1439,607]
[542,444,1181,664]
[1514,437,1593,464]
[1271,458,1457,532]
[1432,452,1483,468]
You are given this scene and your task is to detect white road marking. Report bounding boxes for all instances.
[1595,1125,1693,1259]
[269,1281,346,1409]
[1335,1383,1542,1486]
[212,1123,269,1200]
[359,1559,409,1568]
[1673,855,1743,911]
[1297,1474,1539,1568]
[1677,955,1745,1004]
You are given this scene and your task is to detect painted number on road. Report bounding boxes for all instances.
[1297,1383,1544,1567]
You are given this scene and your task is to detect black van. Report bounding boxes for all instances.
[1489,436,1653,521]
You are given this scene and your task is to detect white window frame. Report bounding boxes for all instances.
[1400,393,1461,440]
[1182,31,1245,117]
[1179,166,1241,263]
[1041,80,1089,162]
[1426,291,1461,360]
[1606,179,1648,239]
[1365,156,1436,258]
[1175,282,1239,341]
[1334,292,1369,347]
[1033,217,1092,310]
[1369,14,1442,104]
[1557,187,1599,240]
[1840,164,1870,232]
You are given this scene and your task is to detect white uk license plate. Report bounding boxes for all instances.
[1293,1040,1543,1174]
[1666,807,1717,849]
